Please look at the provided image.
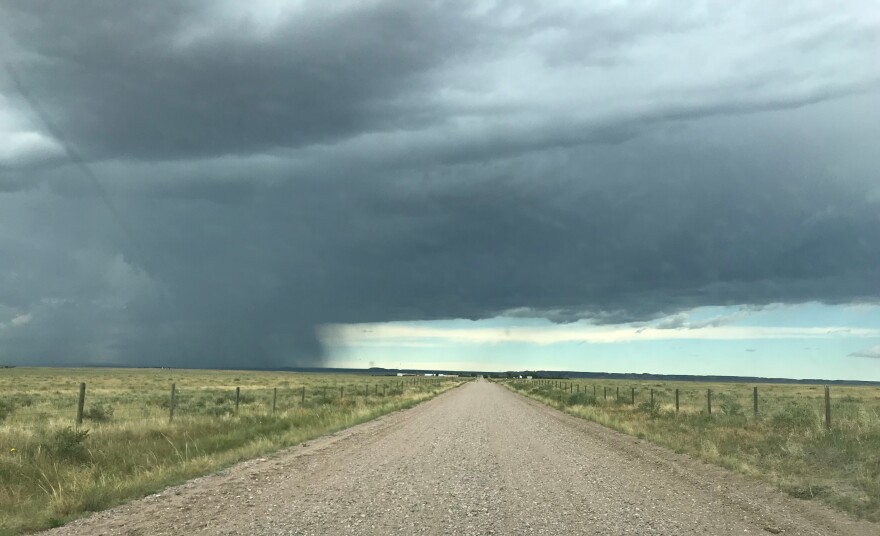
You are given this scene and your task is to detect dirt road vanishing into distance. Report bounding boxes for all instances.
[42,379,877,535]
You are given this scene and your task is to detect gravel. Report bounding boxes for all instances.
[41,380,878,535]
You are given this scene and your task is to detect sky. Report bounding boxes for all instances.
[0,1,878,380]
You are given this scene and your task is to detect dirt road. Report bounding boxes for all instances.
[43,380,876,535]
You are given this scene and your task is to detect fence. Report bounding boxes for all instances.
[504,378,880,430]
[0,376,453,429]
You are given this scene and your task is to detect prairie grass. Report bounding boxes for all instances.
[502,378,880,522]
[0,367,466,535]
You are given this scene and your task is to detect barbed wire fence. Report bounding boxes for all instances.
[0,376,461,429]
[504,378,880,430]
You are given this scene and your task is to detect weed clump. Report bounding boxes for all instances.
[637,400,662,419]
[771,404,818,431]
[566,392,597,406]
[717,394,744,417]
[0,399,13,421]
[83,404,114,422]
[42,427,91,463]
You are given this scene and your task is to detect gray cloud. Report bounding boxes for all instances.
[850,346,880,359]
[2,1,484,161]
[1,1,879,367]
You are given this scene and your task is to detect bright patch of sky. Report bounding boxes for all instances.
[325,303,880,380]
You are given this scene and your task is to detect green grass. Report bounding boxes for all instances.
[0,367,468,535]
[501,378,880,522]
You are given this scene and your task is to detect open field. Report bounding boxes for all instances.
[501,377,880,521]
[34,380,878,535]
[0,367,467,535]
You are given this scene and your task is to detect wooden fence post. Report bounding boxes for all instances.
[631,387,635,406]
[616,386,619,403]
[235,386,240,415]
[824,385,831,429]
[272,387,277,414]
[650,388,654,406]
[675,388,679,414]
[753,386,758,418]
[76,382,86,427]
[707,388,712,415]
[301,386,306,406]
[169,383,176,422]
[593,385,596,398]
[340,386,344,398]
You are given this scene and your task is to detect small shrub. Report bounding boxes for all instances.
[771,404,818,431]
[0,399,13,421]
[717,394,744,416]
[83,404,114,422]
[42,427,90,463]
[566,392,596,406]
[638,400,661,419]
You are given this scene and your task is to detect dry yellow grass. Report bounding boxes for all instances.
[503,377,880,522]
[0,367,467,535]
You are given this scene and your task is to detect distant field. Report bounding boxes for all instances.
[0,367,467,535]
[502,378,880,522]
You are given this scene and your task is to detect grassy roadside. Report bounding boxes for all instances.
[500,378,880,522]
[0,368,469,535]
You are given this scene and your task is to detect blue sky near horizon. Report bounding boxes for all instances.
[326,303,880,380]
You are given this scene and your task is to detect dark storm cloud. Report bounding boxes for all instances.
[1,1,879,367]
[2,0,483,160]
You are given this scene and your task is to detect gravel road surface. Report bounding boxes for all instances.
[42,379,877,535]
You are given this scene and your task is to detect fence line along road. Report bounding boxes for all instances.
[506,377,880,430]
[34,379,879,536]
[0,376,457,428]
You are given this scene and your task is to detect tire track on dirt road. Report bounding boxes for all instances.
[42,380,877,535]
